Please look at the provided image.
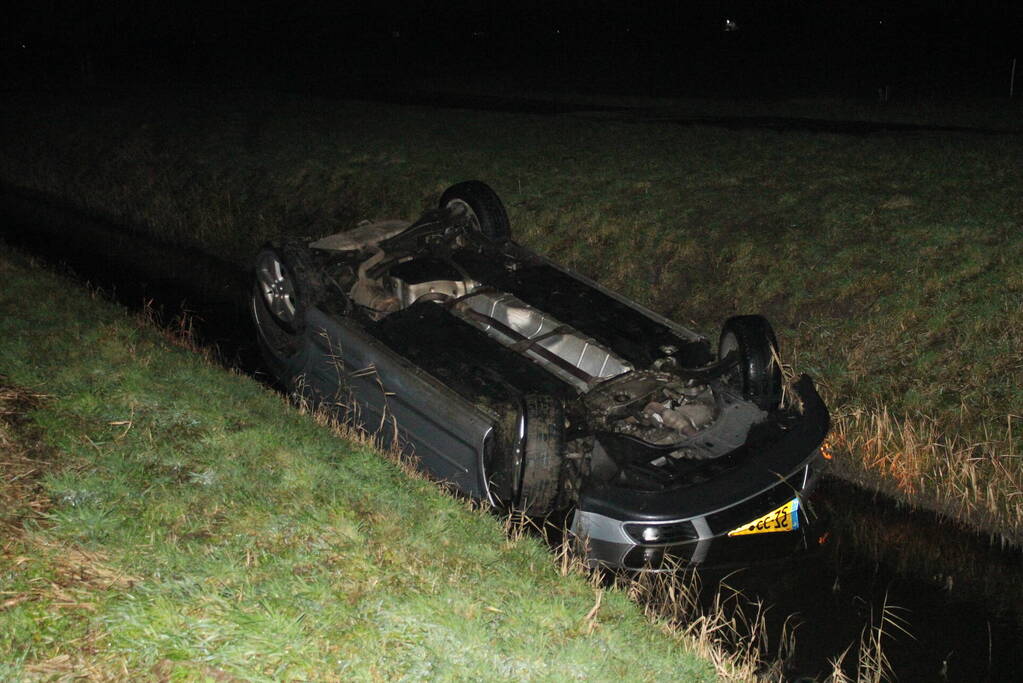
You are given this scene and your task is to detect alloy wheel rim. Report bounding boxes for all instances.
[256,253,297,324]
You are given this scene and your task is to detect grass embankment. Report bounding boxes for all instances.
[0,248,721,680]
[1,89,1021,542]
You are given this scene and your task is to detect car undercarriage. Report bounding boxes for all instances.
[253,181,829,568]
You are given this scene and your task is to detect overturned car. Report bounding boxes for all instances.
[252,181,829,568]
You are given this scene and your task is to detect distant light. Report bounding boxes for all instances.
[723,18,738,32]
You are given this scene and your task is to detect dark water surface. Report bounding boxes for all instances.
[698,480,1023,680]
[3,187,1021,681]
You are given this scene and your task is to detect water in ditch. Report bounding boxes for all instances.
[3,187,1020,681]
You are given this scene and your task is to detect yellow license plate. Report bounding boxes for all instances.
[728,498,799,537]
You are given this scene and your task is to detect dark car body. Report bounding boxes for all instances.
[252,182,829,568]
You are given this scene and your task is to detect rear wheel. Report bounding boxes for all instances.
[439,180,511,242]
[252,244,320,376]
[517,395,565,515]
[719,315,783,411]
[255,246,304,333]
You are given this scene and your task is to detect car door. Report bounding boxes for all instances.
[290,307,497,501]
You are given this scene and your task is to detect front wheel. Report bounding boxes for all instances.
[517,395,565,516]
[719,315,783,411]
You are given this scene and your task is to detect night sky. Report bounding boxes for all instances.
[4,1,1023,99]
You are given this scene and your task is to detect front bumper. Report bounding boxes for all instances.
[572,376,829,569]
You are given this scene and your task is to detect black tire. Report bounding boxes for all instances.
[718,315,783,411]
[439,180,511,242]
[517,395,564,516]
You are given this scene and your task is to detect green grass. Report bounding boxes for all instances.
[0,248,720,680]
[1,88,1021,541]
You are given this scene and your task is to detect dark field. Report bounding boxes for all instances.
[2,88,1021,542]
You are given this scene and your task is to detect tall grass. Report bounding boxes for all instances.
[828,404,1023,544]
[824,596,909,683]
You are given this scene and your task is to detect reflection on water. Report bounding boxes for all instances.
[3,187,1021,682]
[0,186,259,372]
[822,479,1023,618]
[687,478,1022,681]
